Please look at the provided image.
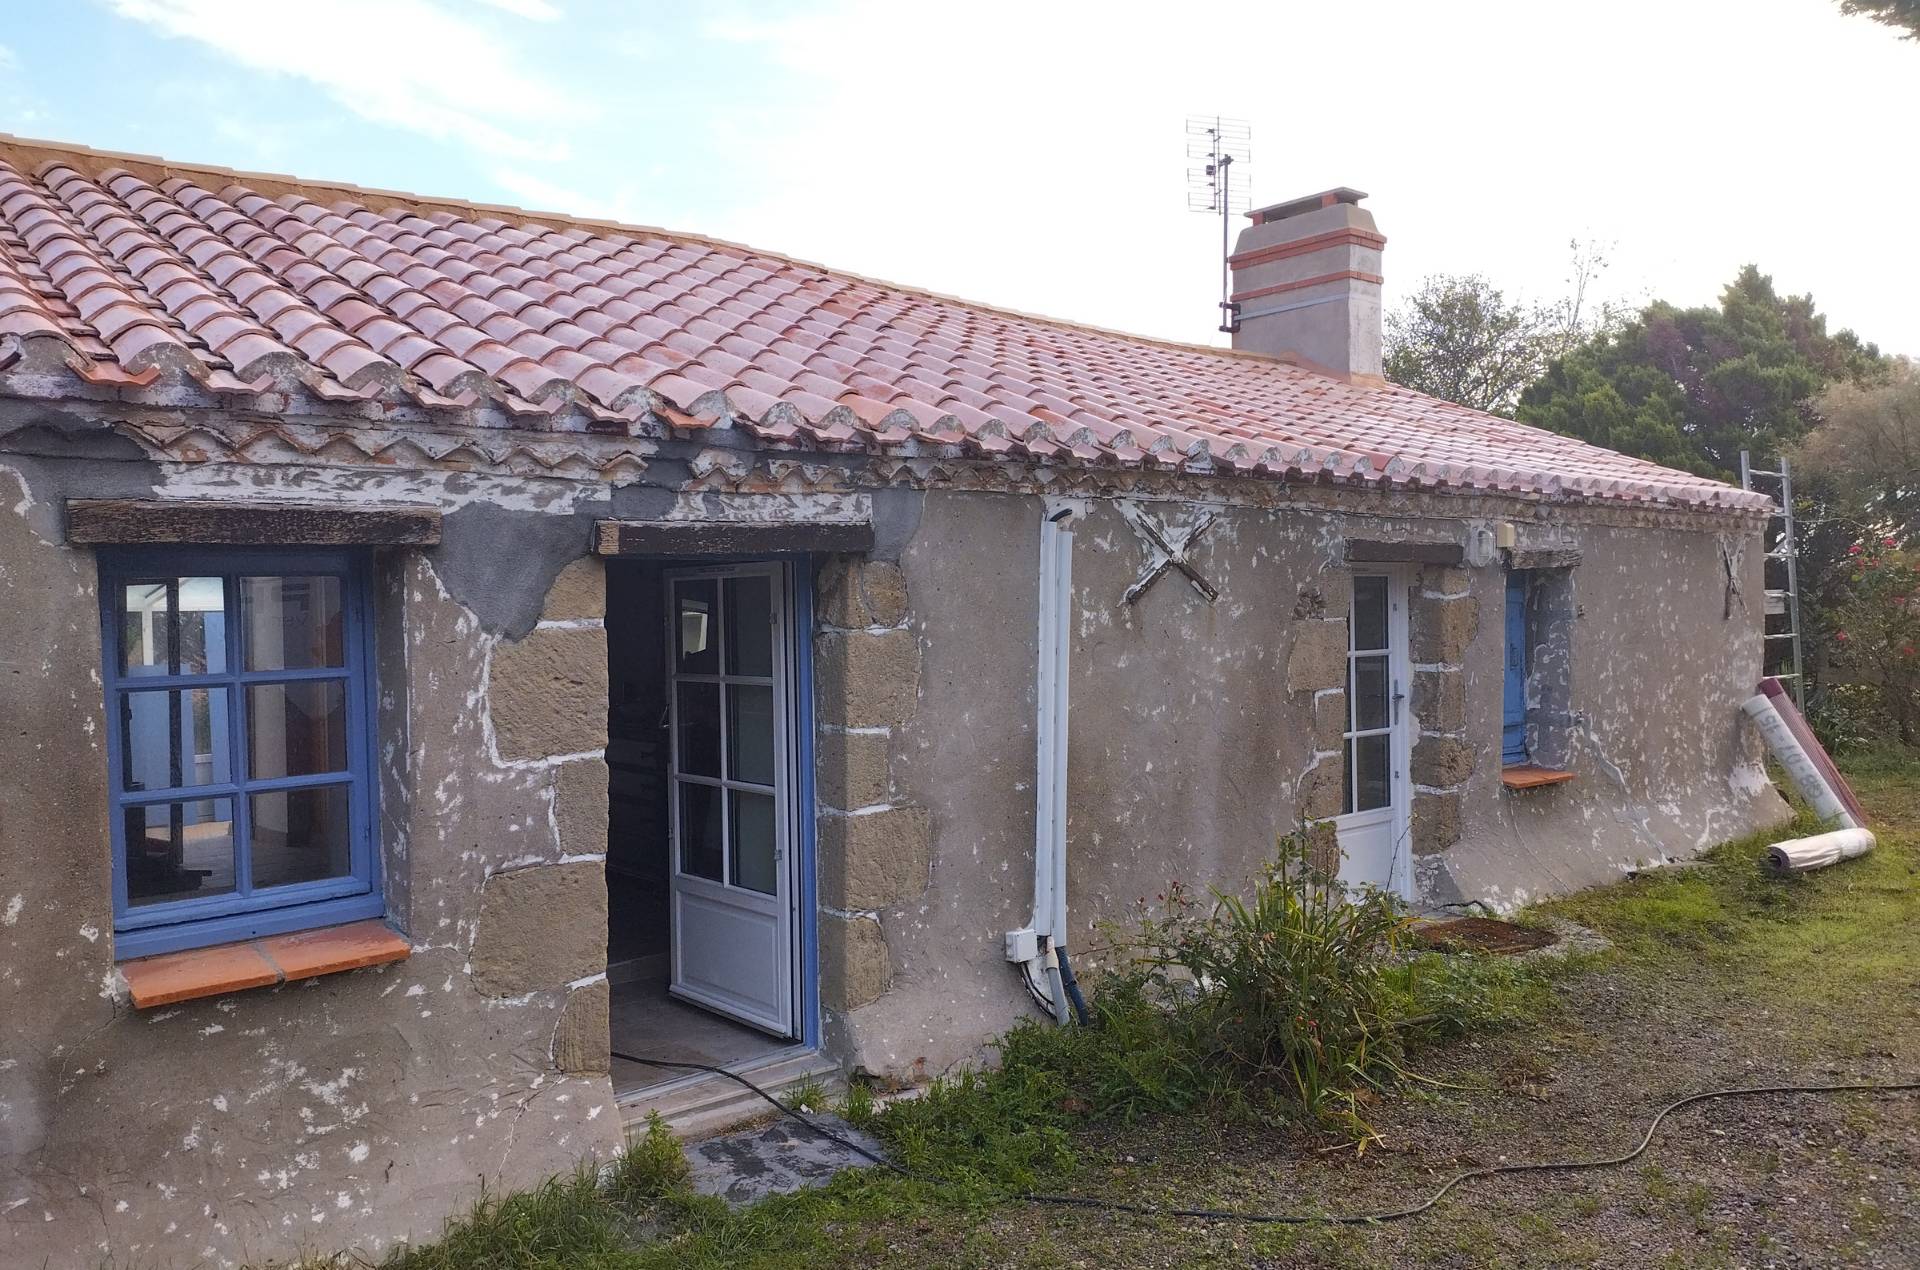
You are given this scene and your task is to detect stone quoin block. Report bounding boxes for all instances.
[1412,595,1480,665]
[552,758,609,857]
[816,727,892,811]
[814,627,921,728]
[820,913,891,1011]
[1297,752,1346,822]
[1285,619,1349,695]
[1313,690,1348,752]
[540,556,606,623]
[1421,565,1471,597]
[487,625,609,760]
[470,861,607,997]
[818,558,910,630]
[1412,789,1464,856]
[1412,735,1476,790]
[551,977,611,1074]
[1413,668,1466,735]
[819,806,932,911]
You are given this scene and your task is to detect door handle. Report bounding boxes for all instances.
[1392,681,1406,725]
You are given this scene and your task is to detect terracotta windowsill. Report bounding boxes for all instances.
[119,919,410,1009]
[1502,764,1575,791]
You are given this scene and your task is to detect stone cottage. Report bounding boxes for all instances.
[0,137,1787,1265]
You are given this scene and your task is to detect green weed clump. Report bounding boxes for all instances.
[606,1112,691,1207]
[1129,829,1415,1136]
[876,830,1555,1154]
[381,1165,634,1270]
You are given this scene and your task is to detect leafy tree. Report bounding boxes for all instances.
[1832,539,1920,745]
[1383,242,1622,417]
[1839,0,1920,39]
[1797,360,1920,543]
[1515,266,1881,479]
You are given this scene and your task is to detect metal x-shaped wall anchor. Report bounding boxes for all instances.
[1120,501,1219,605]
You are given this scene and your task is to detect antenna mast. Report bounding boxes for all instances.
[1186,115,1250,335]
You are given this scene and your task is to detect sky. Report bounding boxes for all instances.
[0,0,1913,355]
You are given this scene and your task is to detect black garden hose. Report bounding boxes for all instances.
[611,1050,1920,1227]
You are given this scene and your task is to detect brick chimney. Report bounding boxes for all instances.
[1226,188,1385,382]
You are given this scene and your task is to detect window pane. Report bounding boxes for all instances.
[724,576,773,677]
[678,781,723,881]
[1351,576,1388,652]
[121,578,226,677]
[674,579,719,675]
[126,798,235,906]
[242,575,344,671]
[247,680,348,780]
[675,681,721,777]
[727,684,775,785]
[249,784,351,890]
[121,688,231,791]
[1355,734,1391,812]
[1350,656,1390,733]
[730,790,777,895]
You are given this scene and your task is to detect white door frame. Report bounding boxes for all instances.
[664,561,799,1037]
[1332,567,1414,900]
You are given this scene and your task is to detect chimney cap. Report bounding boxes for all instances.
[1247,187,1368,225]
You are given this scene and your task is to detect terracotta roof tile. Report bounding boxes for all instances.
[0,140,1769,512]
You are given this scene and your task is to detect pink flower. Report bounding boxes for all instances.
[1836,630,1850,643]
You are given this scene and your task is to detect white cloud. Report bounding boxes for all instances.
[692,0,1920,354]
[107,0,587,160]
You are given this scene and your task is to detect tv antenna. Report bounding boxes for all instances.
[1186,115,1250,334]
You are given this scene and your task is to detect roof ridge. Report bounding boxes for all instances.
[0,130,1301,374]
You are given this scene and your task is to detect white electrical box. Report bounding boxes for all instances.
[1004,927,1039,963]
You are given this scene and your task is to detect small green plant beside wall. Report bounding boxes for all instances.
[1131,827,1416,1139]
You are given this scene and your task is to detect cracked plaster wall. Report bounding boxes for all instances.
[0,446,624,1269]
[842,491,1788,1080]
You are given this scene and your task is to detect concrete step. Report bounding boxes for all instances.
[617,1047,846,1141]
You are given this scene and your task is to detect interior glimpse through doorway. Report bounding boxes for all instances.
[604,557,801,1095]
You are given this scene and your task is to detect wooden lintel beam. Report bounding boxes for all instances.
[1344,538,1464,565]
[65,499,441,546]
[594,518,874,557]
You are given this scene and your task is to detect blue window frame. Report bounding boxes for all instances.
[1502,570,1530,766]
[99,547,381,959]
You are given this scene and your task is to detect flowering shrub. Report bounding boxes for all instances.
[1832,538,1920,746]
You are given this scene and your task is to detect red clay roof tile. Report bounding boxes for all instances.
[0,141,1770,513]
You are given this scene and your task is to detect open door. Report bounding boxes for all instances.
[1334,569,1413,899]
[664,563,797,1037]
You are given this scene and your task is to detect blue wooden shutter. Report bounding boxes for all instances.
[1502,571,1529,765]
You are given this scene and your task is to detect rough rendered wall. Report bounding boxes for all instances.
[836,490,1787,1079]
[0,447,623,1268]
[1428,524,1787,907]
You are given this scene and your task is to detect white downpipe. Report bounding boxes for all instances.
[1027,500,1080,1023]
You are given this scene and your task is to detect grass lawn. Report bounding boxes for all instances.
[342,755,1920,1269]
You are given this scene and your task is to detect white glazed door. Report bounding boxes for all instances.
[665,563,796,1037]
[1333,570,1413,899]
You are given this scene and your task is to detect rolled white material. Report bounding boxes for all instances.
[1767,827,1877,874]
[1742,693,1857,829]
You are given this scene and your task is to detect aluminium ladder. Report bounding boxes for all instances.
[1740,451,1805,706]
